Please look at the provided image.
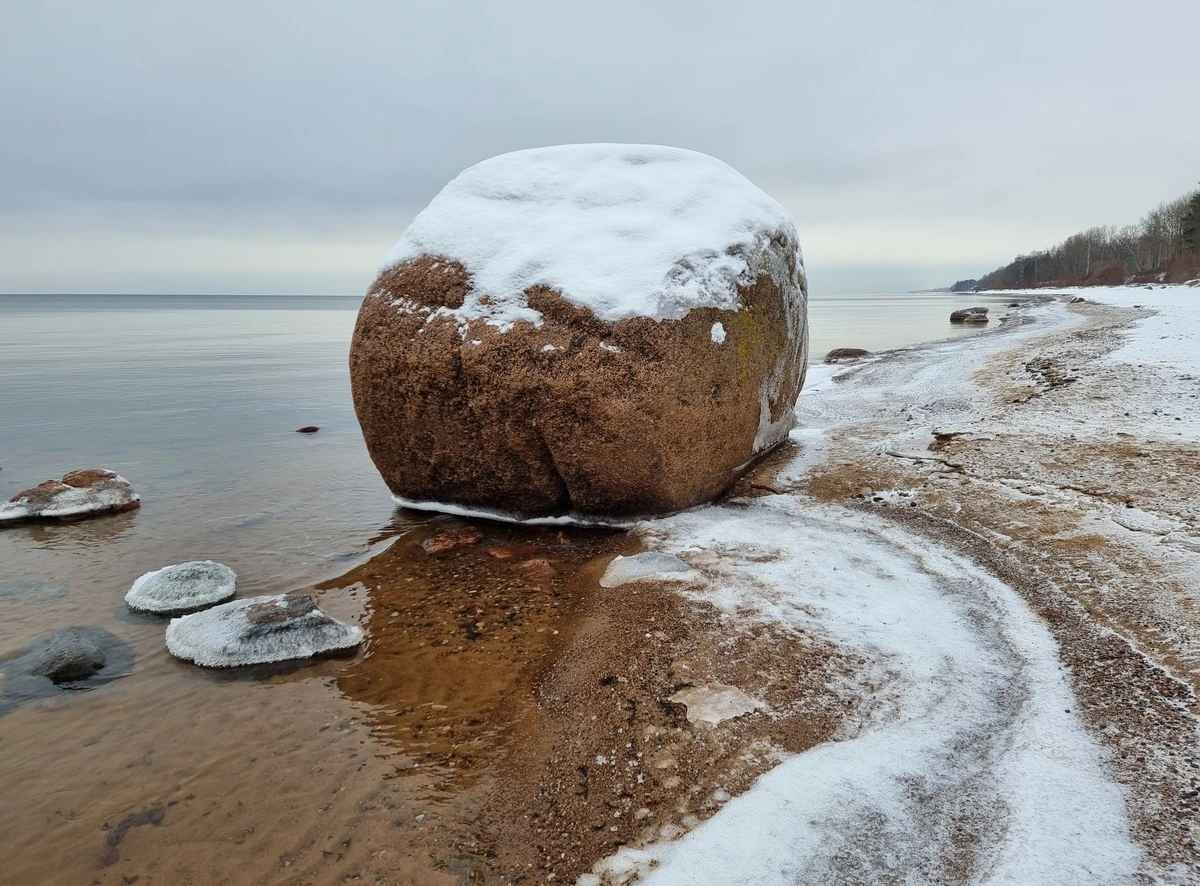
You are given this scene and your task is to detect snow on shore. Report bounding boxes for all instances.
[582,294,1181,884]
[588,501,1141,885]
[381,144,800,330]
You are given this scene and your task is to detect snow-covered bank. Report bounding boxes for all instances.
[584,289,1200,884]
[589,500,1141,885]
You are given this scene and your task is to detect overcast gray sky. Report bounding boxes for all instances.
[1,0,1196,295]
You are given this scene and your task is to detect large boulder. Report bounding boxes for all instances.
[0,469,139,525]
[350,145,807,523]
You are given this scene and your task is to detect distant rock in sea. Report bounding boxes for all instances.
[823,347,871,364]
[126,561,237,615]
[165,593,363,667]
[0,469,139,526]
[950,307,989,324]
[350,144,808,523]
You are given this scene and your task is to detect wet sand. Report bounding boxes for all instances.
[0,513,851,884]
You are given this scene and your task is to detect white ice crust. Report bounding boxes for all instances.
[391,494,637,529]
[125,560,237,615]
[668,684,764,728]
[599,552,697,588]
[165,594,363,668]
[381,144,800,331]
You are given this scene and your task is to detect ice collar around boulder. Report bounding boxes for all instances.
[350,144,808,523]
[125,561,237,616]
[0,469,139,525]
[165,593,364,667]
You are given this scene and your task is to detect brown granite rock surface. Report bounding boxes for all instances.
[350,248,807,522]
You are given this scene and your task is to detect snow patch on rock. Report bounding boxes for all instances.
[165,594,363,668]
[381,144,800,331]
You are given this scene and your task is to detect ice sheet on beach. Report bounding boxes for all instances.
[381,144,799,330]
[599,552,697,588]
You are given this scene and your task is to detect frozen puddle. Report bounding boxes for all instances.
[585,494,1141,885]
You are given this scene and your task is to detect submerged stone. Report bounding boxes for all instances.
[165,593,364,668]
[0,626,136,715]
[125,560,237,615]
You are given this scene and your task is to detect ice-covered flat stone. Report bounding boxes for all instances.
[165,594,363,668]
[0,469,139,525]
[599,552,697,588]
[126,561,237,615]
[668,684,764,727]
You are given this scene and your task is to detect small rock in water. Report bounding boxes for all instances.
[1,626,136,715]
[421,527,483,554]
[296,425,320,433]
[515,557,558,581]
[165,593,364,668]
[30,630,107,683]
[949,307,989,324]
[486,544,543,560]
[599,552,696,588]
[0,469,139,525]
[823,347,870,364]
[125,560,237,615]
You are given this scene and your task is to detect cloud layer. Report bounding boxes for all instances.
[2,0,1197,294]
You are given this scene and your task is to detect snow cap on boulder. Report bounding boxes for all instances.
[381,143,801,330]
[352,144,808,524]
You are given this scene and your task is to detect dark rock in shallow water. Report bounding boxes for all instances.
[125,560,237,615]
[950,307,989,324]
[822,347,871,364]
[0,469,139,526]
[296,425,320,433]
[0,626,136,715]
[165,593,363,668]
[30,631,106,683]
[0,579,70,604]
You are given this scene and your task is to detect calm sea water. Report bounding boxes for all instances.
[0,289,1032,880]
[0,290,1026,596]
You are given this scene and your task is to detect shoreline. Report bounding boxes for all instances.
[2,288,1197,883]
